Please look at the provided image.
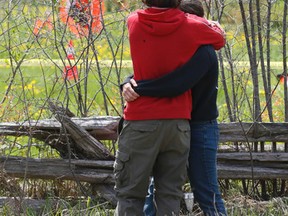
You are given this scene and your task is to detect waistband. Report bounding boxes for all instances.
[189,119,217,124]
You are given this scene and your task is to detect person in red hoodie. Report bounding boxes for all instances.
[113,0,225,215]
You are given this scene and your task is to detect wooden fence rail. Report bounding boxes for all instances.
[1,153,288,182]
[1,117,288,142]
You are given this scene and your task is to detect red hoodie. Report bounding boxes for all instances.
[124,7,225,120]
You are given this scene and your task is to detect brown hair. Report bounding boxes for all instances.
[179,0,204,17]
[142,0,181,8]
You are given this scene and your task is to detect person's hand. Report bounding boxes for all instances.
[122,79,140,102]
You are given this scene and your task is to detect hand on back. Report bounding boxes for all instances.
[122,79,140,102]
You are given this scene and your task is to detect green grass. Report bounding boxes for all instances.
[0,64,133,119]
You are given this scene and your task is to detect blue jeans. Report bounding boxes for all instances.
[144,120,227,216]
[143,177,156,216]
[188,120,226,216]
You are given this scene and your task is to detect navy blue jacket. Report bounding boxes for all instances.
[122,45,219,122]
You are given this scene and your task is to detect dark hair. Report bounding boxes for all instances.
[142,0,181,8]
[179,0,204,17]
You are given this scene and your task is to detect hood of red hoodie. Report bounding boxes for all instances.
[134,8,185,36]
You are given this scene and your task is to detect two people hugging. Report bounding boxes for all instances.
[115,0,227,215]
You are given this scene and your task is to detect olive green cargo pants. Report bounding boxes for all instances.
[114,119,190,216]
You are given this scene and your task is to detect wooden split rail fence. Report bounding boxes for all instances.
[0,113,288,205]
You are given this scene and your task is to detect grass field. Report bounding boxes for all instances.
[0,57,286,123]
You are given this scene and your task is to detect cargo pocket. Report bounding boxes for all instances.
[113,150,130,189]
[129,122,158,148]
[177,122,191,152]
[130,122,158,133]
[177,122,190,133]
